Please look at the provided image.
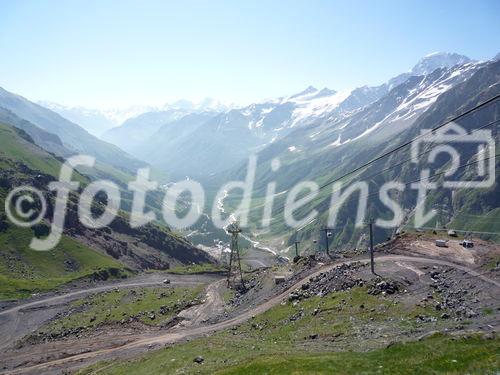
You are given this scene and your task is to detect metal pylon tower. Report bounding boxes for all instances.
[226,221,245,289]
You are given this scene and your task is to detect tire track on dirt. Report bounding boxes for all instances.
[3,255,499,375]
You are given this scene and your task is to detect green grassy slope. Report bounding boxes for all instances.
[0,227,127,300]
[218,334,499,375]
[0,86,147,176]
[0,122,127,300]
[0,109,169,218]
[0,119,213,299]
[0,123,68,179]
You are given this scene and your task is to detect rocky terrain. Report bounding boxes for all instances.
[0,235,499,374]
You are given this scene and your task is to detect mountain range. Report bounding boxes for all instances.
[42,98,233,138]
[93,52,490,181]
[1,51,499,258]
[0,89,218,299]
[238,58,500,253]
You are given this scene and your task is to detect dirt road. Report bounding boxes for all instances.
[3,254,499,375]
[175,279,226,328]
[0,273,222,351]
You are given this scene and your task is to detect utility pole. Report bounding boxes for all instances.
[294,241,300,257]
[368,220,375,275]
[226,221,245,290]
[320,227,333,256]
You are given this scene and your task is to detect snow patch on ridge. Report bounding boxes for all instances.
[290,89,353,126]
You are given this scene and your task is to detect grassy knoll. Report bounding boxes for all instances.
[38,285,204,334]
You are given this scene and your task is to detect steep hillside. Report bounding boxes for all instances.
[0,107,71,160]
[219,59,500,252]
[0,106,170,225]
[0,94,173,227]
[0,121,214,299]
[0,87,147,175]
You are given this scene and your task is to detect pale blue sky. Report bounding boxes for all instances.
[0,0,499,108]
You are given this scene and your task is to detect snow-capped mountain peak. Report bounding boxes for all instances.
[312,87,337,99]
[411,52,472,76]
[289,85,319,99]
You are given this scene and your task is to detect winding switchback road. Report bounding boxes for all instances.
[2,254,499,374]
[0,273,222,350]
